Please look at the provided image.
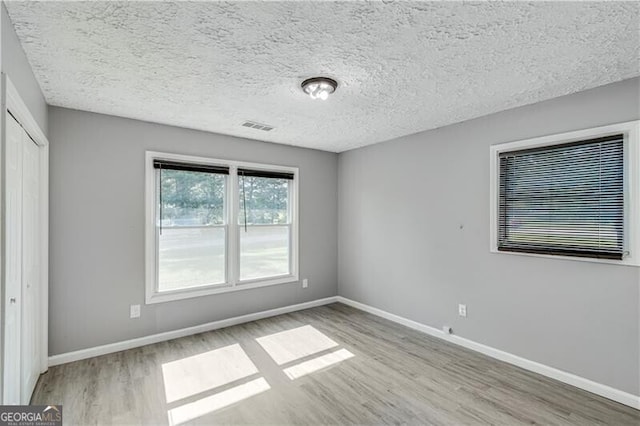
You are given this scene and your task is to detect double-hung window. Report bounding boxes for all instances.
[145,152,298,303]
[154,160,229,292]
[490,121,639,265]
[238,168,294,282]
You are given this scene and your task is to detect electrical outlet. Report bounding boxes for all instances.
[458,304,467,318]
[130,304,141,319]
[302,279,308,289]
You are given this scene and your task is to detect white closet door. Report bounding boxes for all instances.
[21,128,40,403]
[3,112,41,404]
[3,114,23,404]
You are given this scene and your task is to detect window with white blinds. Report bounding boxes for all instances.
[498,135,624,259]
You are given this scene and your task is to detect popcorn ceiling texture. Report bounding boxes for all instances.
[5,1,640,152]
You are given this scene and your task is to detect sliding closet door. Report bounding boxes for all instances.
[21,129,40,403]
[3,113,23,404]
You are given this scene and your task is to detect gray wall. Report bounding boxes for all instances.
[1,4,47,134]
[338,77,640,396]
[48,106,338,355]
[5,0,638,397]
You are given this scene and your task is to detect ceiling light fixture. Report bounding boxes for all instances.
[301,77,337,100]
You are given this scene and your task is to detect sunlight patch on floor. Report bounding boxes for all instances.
[283,348,355,380]
[163,326,353,424]
[167,378,271,426]
[256,325,339,365]
[162,343,258,403]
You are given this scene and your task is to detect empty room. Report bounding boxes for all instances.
[0,0,639,424]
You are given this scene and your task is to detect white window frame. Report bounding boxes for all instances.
[145,151,299,304]
[489,120,640,266]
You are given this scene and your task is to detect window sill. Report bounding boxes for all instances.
[145,274,300,304]
[490,247,640,267]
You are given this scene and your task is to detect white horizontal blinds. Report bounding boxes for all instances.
[498,134,624,259]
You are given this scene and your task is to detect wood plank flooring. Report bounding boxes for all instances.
[32,303,640,425]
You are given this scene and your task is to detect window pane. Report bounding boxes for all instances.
[157,168,227,291]
[160,169,225,226]
[159,227,226,291]
[239,176,289,225]
[240,226,290,281]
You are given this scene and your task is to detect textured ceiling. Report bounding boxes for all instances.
[5,1,640,152]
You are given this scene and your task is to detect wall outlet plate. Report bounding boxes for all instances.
[130,304,141,319]
[302,279,308,288]
[458,304,467,317]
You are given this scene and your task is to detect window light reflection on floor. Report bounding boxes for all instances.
[256,325,339,365]
[164,325,354,424]
[161,343,258,403]
[283,348,355,380]
[167,378,271,426]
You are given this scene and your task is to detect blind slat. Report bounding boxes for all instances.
[153,160,229,175]
[498,134,624,260]
[237,168,294,180]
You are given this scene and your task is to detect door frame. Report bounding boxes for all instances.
[0,73,49,403]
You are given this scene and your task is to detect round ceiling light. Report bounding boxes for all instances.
[301,77,337,100]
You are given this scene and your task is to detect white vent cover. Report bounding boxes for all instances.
[241,121,274,131]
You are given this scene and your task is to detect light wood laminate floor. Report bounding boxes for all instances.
[33,303,640,425]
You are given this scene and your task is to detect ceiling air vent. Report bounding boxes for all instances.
[241,121,274,131]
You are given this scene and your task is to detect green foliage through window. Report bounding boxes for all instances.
[239,176,289,225]
[159,170,225,226]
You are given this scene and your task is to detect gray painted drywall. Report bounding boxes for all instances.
[47,106,338,355]
[1,4,47,134]
[338,77,640,396]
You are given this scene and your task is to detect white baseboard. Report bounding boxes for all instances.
[336,296,640,410]
[47,294,640,410]
[48,296,338,367]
